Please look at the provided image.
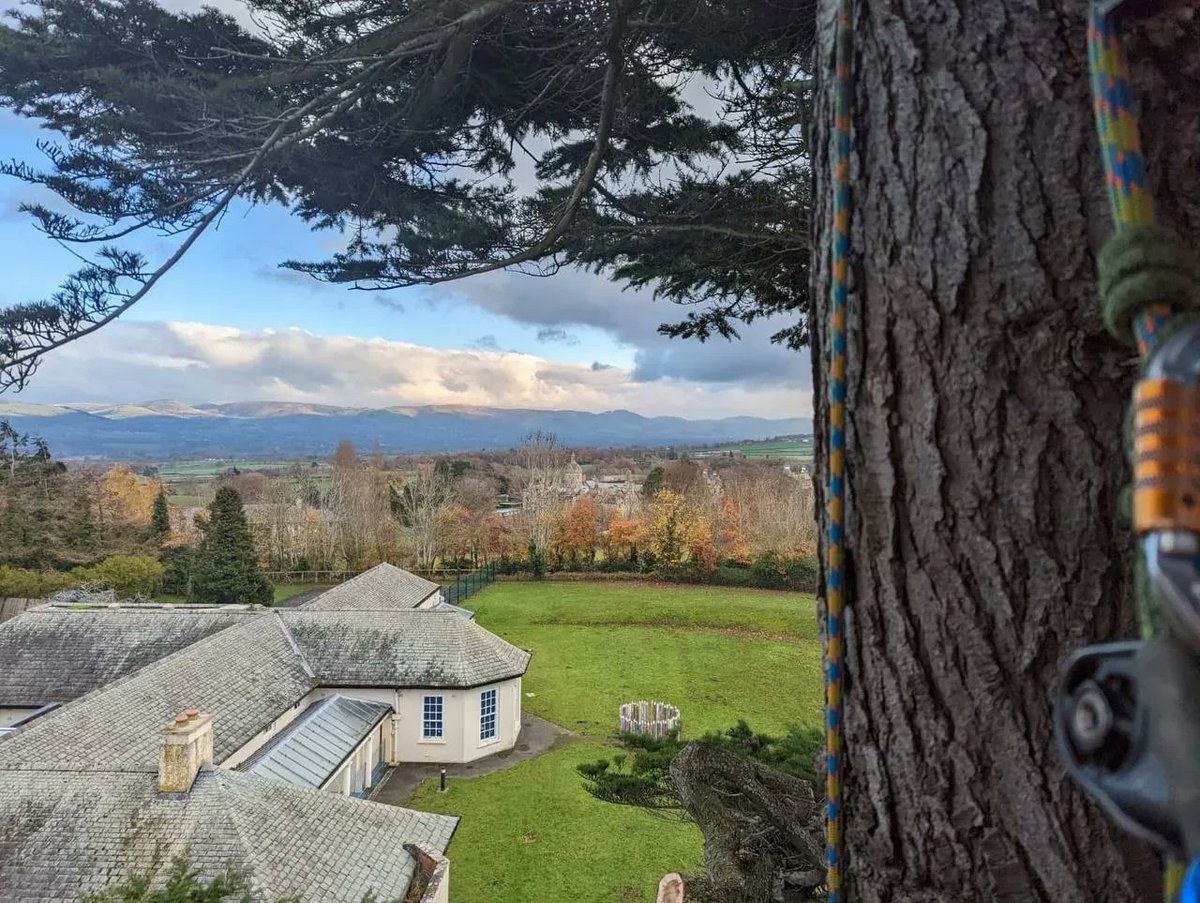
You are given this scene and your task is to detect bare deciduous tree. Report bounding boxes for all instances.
[391,465,456,569]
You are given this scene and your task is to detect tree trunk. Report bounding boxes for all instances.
[811,3,1200,900]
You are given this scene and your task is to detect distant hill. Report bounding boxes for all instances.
[0,400,813,459]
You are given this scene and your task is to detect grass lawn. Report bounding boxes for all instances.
[403,581,821,902]
[474,581,821,738]
[409,741,703,902]
[271,582,333,603]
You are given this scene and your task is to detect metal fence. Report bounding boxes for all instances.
[261,567,478,586]
[442,564,496,608]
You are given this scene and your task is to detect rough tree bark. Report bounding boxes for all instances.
[810,2,1200,900]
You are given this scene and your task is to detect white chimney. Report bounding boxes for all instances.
[158,709,213,793]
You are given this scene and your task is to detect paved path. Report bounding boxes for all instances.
[370,714,573,805]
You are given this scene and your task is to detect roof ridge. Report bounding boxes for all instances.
[469,617,529,674]
[214,770,281,899]
[23,604,261,615]
[453,616,472,686]
[273,611,317,681]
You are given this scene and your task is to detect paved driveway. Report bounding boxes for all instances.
[371,714,572,805]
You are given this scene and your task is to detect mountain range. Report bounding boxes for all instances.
[0,400,812,459]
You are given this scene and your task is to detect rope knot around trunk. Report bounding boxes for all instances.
[1098,223,1200,347]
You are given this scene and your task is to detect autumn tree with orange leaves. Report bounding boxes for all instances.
[98,464,161,527]
[607,514,645,564]
[561,496,601,565]
[718,498,751,564]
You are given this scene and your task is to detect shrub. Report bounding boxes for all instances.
[74,555,166,599]
[713,564,755,587]
[578,722,823,809]
[0,564,51,598]
[749,553,819,592]
[495,555,523,576]
[0,558,167,600]
[526,542,545,579]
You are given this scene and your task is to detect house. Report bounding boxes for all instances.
[0,562,532,901]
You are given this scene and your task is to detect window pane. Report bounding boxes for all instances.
[423,695,443,739]
[480,688,497,741]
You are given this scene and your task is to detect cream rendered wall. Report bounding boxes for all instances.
[393,687,467,764]
[457,677,522,763]
[308,678,523,766]
[215,696,310,769]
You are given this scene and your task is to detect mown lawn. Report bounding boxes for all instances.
[409,741,703,903]
[271,582,334,603]
[404,580,821,902]
[475,581,821,738]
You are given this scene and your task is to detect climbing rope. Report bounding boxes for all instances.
[1088,6,1191,899]
[1087,5,1169,355]
[824,0,853,899]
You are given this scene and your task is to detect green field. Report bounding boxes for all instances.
[156,459,303,478]
[690,435,813,461]
[406,581,821,901]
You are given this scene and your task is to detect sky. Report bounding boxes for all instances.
[0,0,811,420]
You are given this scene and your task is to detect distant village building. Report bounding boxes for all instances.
[0,562,530,901]
[578,469,645,516]
[565,456,585,492]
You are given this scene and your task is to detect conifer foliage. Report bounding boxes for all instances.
[189,487,272,605]
[151,489,170,536]
[0,0,816,389]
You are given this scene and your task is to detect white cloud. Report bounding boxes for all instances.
[17,321,811,419]
[443,266,810,390]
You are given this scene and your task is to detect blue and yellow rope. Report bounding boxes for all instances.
[1088,5,1181,899]
[1088,5,1168,355]
[825,0,853,899]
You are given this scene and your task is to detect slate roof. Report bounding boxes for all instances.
[433,599,476,619]
[302,562,440,611]
[242,694,392,789]
[0,616,313,772]
[282,609,531,688]
[0,569,514,901]
[0,767,457,903]
[0,598,39,625]
[0,604,261,706]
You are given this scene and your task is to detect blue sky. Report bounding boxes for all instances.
[0,2,810,420]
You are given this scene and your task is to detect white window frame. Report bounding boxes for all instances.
[479,688,498,744]
[421,695,445,743]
